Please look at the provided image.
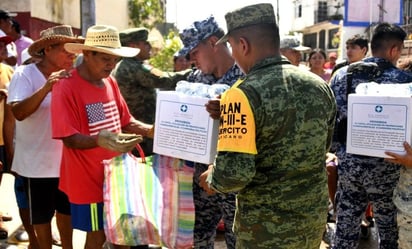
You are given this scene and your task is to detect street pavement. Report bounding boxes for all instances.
[0,174,85,249]
[0,173,378,249]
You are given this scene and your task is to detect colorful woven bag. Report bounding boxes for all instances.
[103,145,194,248]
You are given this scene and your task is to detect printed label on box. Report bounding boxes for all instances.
[347,95,412,157]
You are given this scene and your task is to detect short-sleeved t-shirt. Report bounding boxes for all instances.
[51,69,133,204]
[8,63,63,178]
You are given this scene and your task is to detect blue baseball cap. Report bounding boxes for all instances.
[178,16,222,56]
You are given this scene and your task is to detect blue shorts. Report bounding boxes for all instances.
[71,202,104,232]
[26,177,71,224]
[14,175,28,209]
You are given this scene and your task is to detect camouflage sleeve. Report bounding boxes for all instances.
[325,85,337,152]
[208,152,255,193]
[139,65,192,89]
[114,59,191,90]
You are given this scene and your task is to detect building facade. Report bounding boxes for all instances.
[292,0,409,60]
[0,0,166,40]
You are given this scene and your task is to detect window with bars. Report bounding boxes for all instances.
[297,4,302,18]
[318,1,328,22]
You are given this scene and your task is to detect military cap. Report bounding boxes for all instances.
[0,9,16,20]
[119,27,149,45]
[178,16,222,56]
[280,36,310,52]
[217,3,277,44]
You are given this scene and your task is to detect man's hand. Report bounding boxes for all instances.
[385,141,412,168]
[199,164,216,195]
[325,152,338,166]
[96,129,143,153]
[44,69,71,92]
[205,98,221,120]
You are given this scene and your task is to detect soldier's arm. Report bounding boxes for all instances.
[326,86,337,152]
[139,65,192,89]
[114,60,191,90]
[202,83,257,193]
[206,152,255,193]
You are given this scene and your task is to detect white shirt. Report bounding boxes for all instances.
[7,64,63,177]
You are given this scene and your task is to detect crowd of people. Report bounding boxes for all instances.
[1,2,412,249]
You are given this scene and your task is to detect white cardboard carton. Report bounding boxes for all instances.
[153,91,219,164]
[347,94,412,158]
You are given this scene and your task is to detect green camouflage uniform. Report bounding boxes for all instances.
[208,56,336,249]
[394,167,412,248]
[112,58,190,155]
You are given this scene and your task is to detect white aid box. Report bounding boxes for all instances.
[153,91,219,164]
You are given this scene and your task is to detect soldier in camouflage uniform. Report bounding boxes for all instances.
[178,16,244,249]
[200,3,336,249]
[329,23,412,249]
[386,142,412,249]
[112,27,191,155]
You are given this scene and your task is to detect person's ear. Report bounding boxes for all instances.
[238,37,250,56]
[208,36,219,49]
[361,47,368,56]
[388,45,401,61]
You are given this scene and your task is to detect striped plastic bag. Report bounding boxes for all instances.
[103,145,194,248]
[152,154,195,249]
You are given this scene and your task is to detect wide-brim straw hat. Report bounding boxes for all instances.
[64,25,140,57]
[28,25,84,57]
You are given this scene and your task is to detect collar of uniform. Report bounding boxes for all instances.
[363,56,394,68]
[249,56,290,73]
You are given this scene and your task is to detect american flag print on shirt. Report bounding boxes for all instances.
[86,101,122,136]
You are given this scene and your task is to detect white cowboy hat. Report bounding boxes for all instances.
[28,25,84,57]
[64,25,139,57]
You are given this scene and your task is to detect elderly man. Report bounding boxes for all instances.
[8,25,83,249]
[200,3,336,249]
[51,25,152,249]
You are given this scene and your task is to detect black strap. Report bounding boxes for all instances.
[345,61,393,99]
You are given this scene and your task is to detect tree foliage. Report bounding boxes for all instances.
[128,0,181,70]
[150,30,183,71]
[128,0,165,28]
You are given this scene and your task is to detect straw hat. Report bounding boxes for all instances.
[28,25,84,57]
[64,25,139,57]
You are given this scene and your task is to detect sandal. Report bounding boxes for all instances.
[0,222,8,240]
[15,230,29,242]
[0,212,12,222]
[52,230,62,246]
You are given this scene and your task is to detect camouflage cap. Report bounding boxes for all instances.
[178,16,222,56]
[119,27,149,45]
[217,3,276,44]
[279,36,310,52]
